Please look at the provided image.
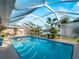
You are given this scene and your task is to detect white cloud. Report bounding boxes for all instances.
[58,7,69,12]
[71,2,79,13]
[77,2,79,6]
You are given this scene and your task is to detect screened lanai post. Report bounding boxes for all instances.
[44,4,61,24]
[44,4,61,40]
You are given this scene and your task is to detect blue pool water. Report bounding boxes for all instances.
[12,36,74,59]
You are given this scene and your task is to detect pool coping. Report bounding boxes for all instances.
[73,44,79,59]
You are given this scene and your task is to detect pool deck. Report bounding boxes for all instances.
[0,39,19,59]
[73,44,79,59]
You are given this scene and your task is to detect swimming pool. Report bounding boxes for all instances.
[11,36,74,59]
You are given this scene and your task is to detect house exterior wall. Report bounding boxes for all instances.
[60,22,79,38]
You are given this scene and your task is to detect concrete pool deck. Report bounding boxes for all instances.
[0,39,19,59]
[73,44,79,59]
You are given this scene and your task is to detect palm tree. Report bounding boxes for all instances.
[46,17,58,39]
[36,25,42,36]
[60,16,70,24]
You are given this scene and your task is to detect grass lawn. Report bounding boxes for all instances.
[55,37,79,44]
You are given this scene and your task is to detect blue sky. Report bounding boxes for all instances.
[9,0,79,28]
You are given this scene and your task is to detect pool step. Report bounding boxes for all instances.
[20,43,37,56]
[17,43,31,52]
[19,42,40,59]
